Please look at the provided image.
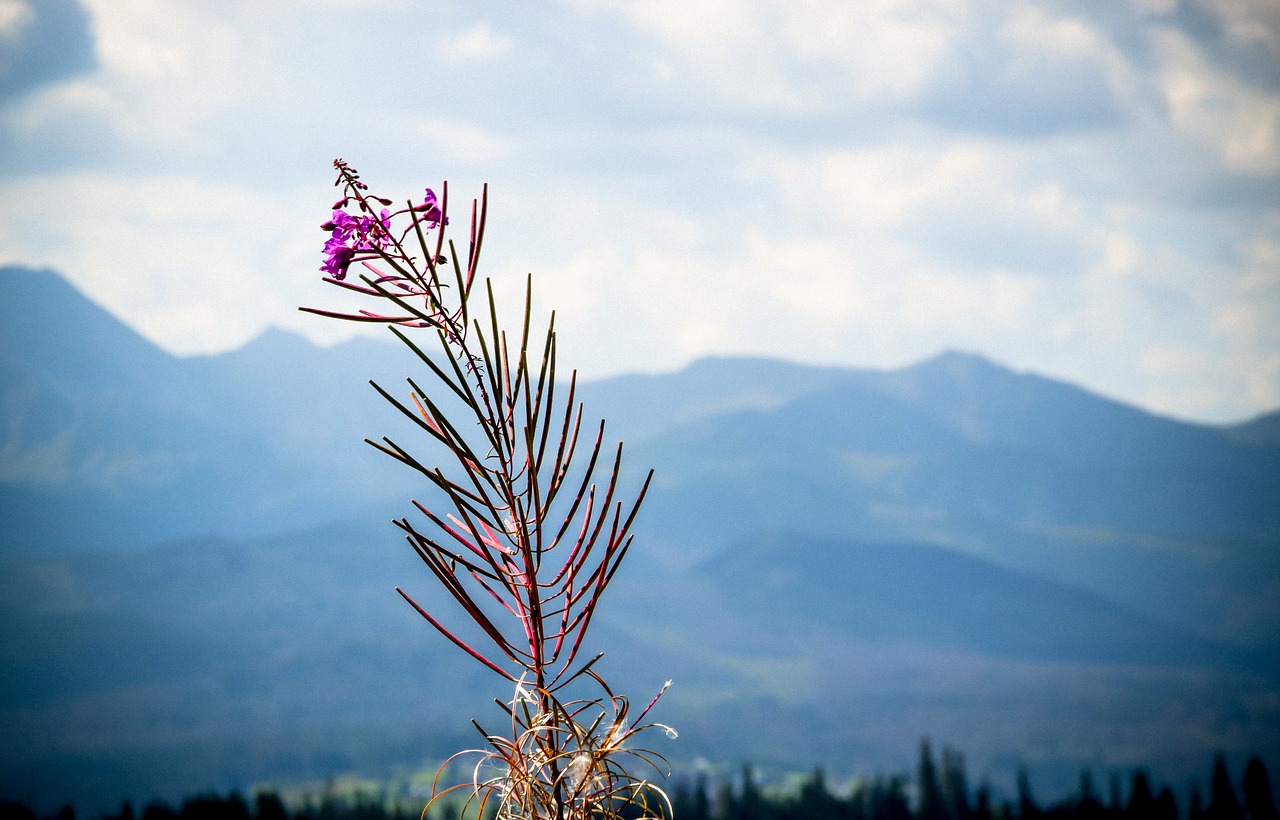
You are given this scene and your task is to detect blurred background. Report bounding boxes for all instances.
[1,0,1278,816]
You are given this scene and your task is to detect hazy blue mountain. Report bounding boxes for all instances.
[1227,409,1280,446]
[1,265,181,391]
[3,265,1279,812]
[0,517,490,811]
[610,361,1280,645]
[2,518,1274,813]
[1,266,422,551]
[692,532,1252,668]
[4,264,1278,641]
[869,351,1280,537]
[582,355,852,442]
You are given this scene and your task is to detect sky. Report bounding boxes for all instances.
[1,0,1278,424]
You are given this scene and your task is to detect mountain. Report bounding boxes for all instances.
[2,520,1274,813]
[0,266,424,552]
[603,353,1280,646]
[695,532,1245,667]
[2,265,1279,811]
[1227,409,1280,446]
[1,264,181,392]
[0,517,492,811]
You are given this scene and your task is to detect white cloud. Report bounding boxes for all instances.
[411,117,514,166]
[1198,0,1280,52]
[760,139,1096,276]
[0,0,33,37]
[0,171,336,354]
[74,0,243,148]
[565,0,960,112]
[442,22,514,61]
[776,1,958,102]
[1,0,1278,423]
[1154,26,1280,174]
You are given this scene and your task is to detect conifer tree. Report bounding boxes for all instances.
[1153,788,1179,820]
[918,740,945,820]
[738,766,763,820]
[1209,757,1245,820]
[1016,770,1041,820]
[1077,771,1104,820]
[941,746,971,820]
[797,768,839,819]
[1126,772,1155,820]
[972,784,994,820]
[1242,758,1278,820]
[141,803,179,820]
[1191,786,1207,820]
[713,779,736,820]
[672,777,711,820]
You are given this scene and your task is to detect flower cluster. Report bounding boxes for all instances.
[318,171,446,281]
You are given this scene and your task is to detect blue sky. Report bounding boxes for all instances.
[1,0,1278,423]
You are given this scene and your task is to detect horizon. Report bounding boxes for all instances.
[7,260,1277,429]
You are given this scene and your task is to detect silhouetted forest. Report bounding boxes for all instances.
[669,745,1277,820]
[2,745,1275,820]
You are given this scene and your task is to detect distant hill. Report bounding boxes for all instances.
[2,515,1274,813]
[0,517,491,811]
[608,354,1280,646]
[4,262,1278,643]
[0,265,422,551]
[2,265,1279,813]
[1227,409,1280,446]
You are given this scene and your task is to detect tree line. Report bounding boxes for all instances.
[670,743,1277,820]
[1,744,1275,820]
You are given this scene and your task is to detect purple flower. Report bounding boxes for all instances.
[320,208,393,279]
[352,209,392,251]
[321,210,360,239]
[320,235,356,280]
[416,188,446,229]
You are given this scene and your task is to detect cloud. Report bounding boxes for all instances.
[561,0,967,121]
[440,22,514,62]
[916,5,1127,137]
[1171,0,1280,92]
[0,170,332,355]
[756,140,1098,276]
[0,0,1277,423]
[0,0,96,103]
[1153,25,1280,174]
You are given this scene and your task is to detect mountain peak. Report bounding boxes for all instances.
[217,326,313,358]
[0,264,177,387]
[914,349,1008,387]
[914,348,1008,375]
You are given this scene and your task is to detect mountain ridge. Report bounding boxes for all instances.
[4,264,1278,642]
[8,264,1268,429]
[3,514,1275,812]
[3,264,1279,811]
